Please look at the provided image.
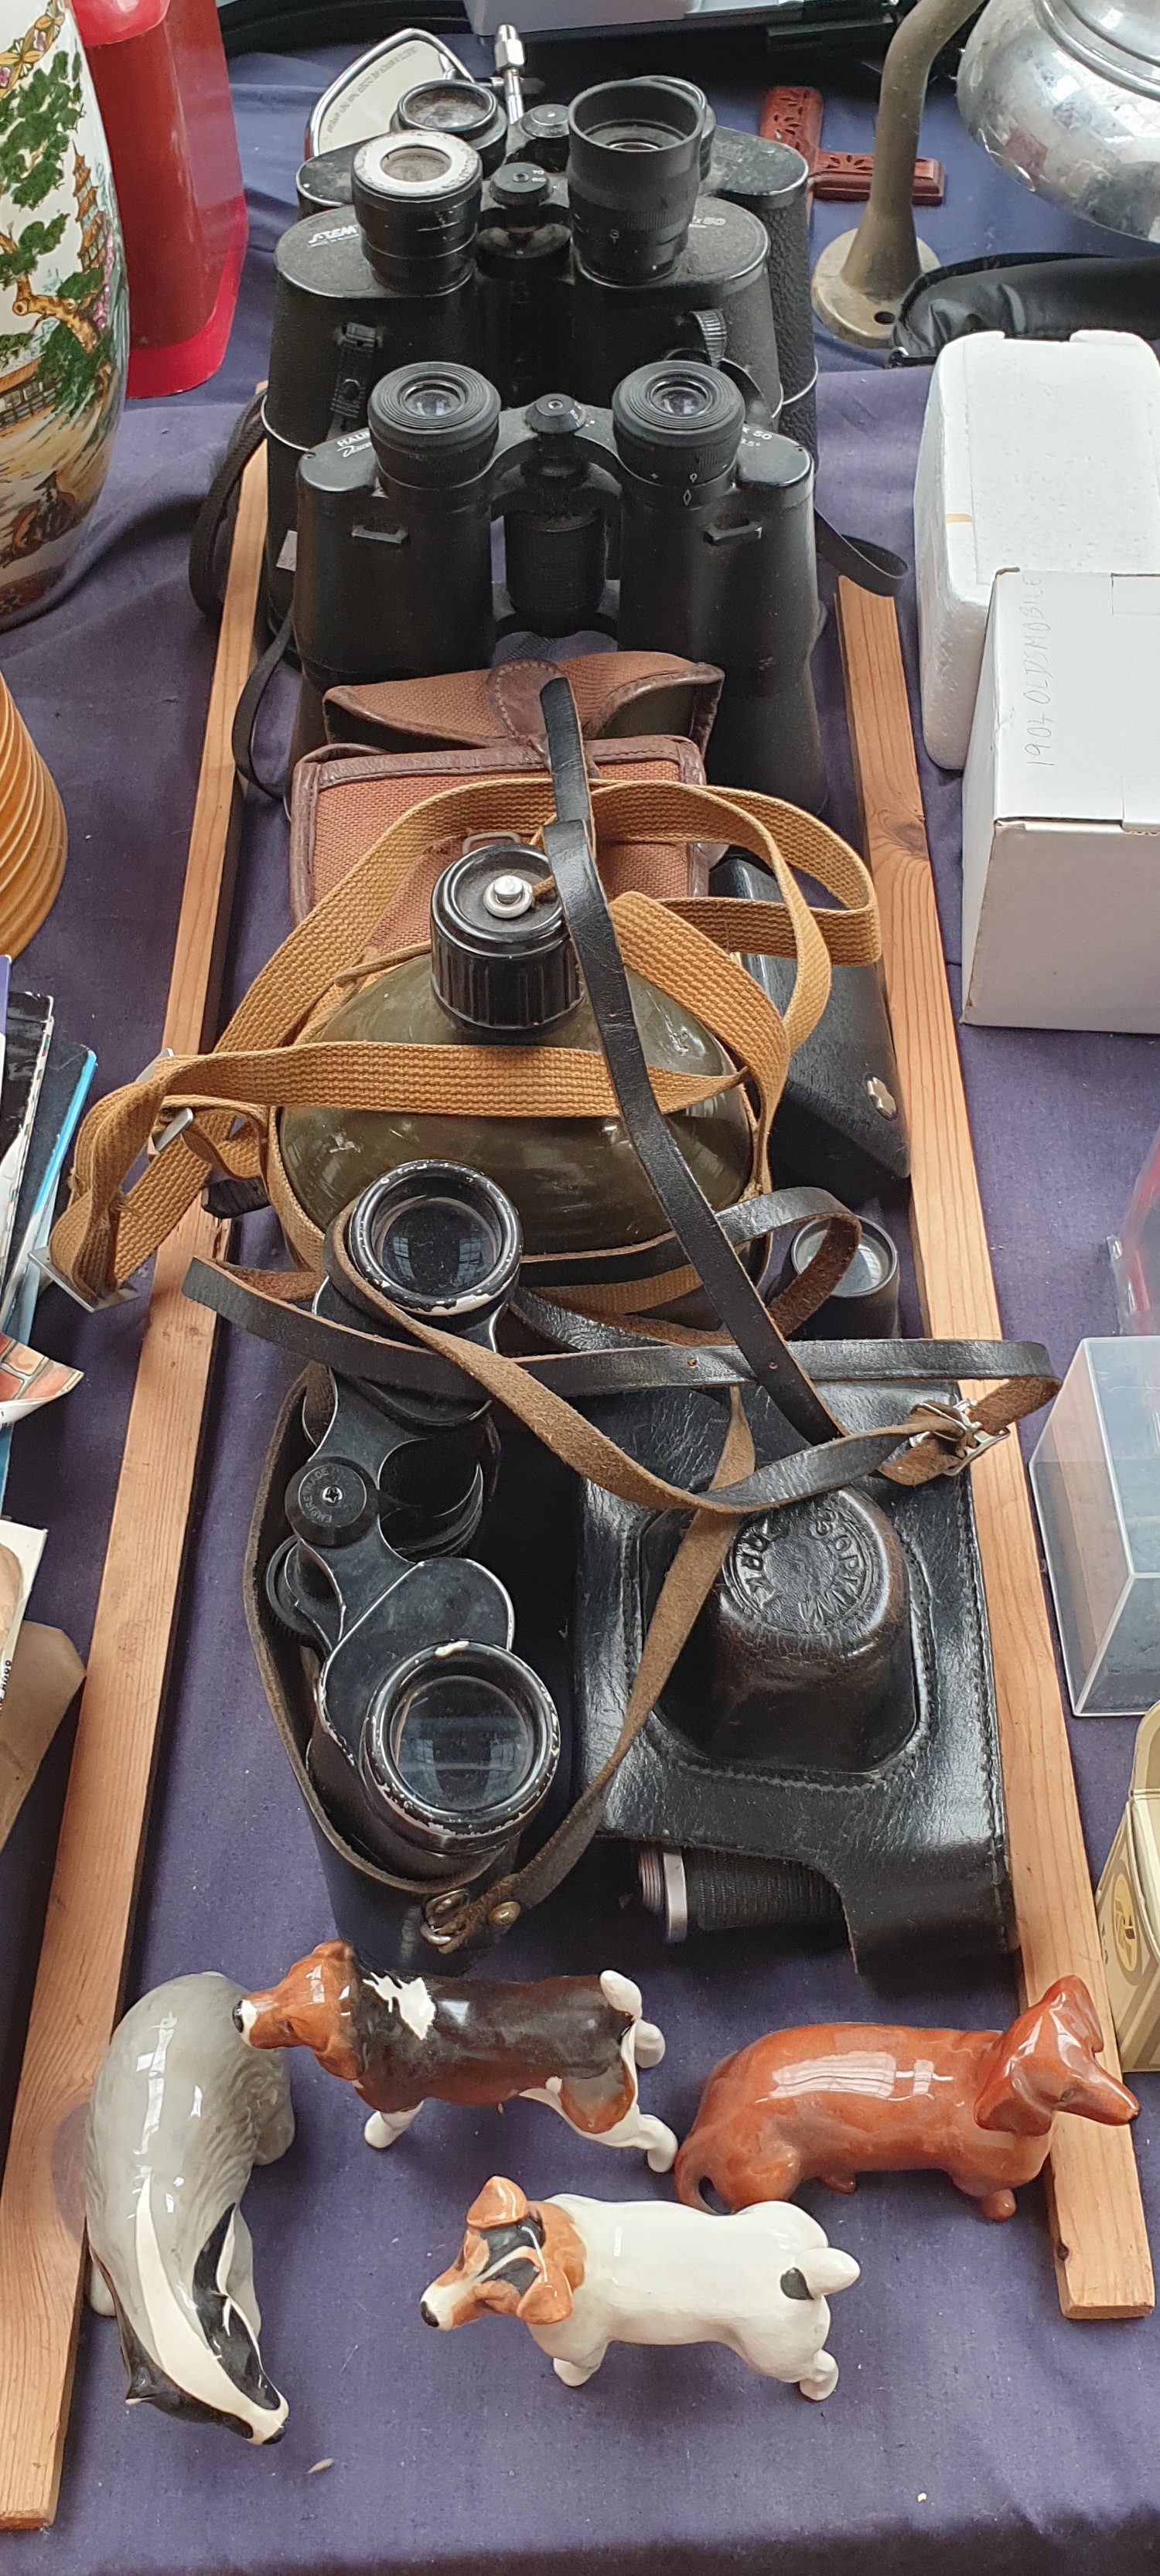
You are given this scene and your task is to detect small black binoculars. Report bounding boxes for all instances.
[268,1162,560,1913]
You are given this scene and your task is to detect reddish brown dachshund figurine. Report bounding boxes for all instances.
[236,1940,677,2170]
[675,1978,1137,2222]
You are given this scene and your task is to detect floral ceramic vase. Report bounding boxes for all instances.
[0,0,126,625]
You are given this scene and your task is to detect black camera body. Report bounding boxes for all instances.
[292,357,825,811]
[264,78,813,623]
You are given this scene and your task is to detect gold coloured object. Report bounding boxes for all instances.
[0,667,66,951]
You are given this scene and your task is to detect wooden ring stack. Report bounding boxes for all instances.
[0,668,67,954]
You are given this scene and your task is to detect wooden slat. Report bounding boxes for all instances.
[837,578,1154,2322]
[0,451,268,2528]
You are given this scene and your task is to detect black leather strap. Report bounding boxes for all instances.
[814,514,906,598]
[231,605,295,798]
[539,674,840,1446]
[188,393,266,622]
[182,1250,1054,1515]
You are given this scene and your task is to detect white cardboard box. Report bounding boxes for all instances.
[961,568,1160,1031]
[913,332,1160,771]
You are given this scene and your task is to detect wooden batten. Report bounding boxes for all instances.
[0,452,268,2529]
[837,578,1153,2322]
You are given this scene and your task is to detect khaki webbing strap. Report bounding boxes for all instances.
[53,774,874,1303]
[425,1389,756,1951]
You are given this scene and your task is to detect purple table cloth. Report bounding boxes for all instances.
[2,35,1159,2576]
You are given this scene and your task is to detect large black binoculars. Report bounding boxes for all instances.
[264,74,814,622]
[292,356,825,811]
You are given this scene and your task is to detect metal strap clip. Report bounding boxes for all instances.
[906,1393,1008,1474]
[28,1247,138,1311]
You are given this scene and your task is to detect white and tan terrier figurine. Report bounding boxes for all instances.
[421,2175,860,2397]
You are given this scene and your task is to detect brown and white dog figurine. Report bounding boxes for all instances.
[235,1941,677,2171]
[421,2176,860,2397]
[675,1978,1138,2223]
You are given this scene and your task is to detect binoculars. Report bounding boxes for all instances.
[293,355,825,811]
[268,1162,561,1923]
[264,73,814,623]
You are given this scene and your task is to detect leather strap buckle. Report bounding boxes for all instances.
[906,1395,1008,1474]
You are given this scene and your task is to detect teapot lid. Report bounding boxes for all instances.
[1041,0,1160,96]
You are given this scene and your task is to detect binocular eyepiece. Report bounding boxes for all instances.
[610,361,745,484]
[367,363,501,487]
[328,74,721,295]
[343,1157,523,1323]
[272,1162,560,1915]
[353,129,483,298]
[566,76,713,284]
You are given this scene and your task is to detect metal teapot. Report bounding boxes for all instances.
[958,0,1160,238]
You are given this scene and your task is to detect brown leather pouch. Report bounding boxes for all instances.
[290,734,722,950]
[322,649,723,761]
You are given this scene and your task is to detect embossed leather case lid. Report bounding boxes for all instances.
[572,1374,1011,1970]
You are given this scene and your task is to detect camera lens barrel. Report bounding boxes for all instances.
[612,359,745,485]
[353,130,483,295]
[368,360,501,487]
[567,77,708,282]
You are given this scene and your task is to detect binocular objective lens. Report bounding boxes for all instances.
[390,1670,540,1816]
[361,1640,561,1856]
[372,1191,503,1304]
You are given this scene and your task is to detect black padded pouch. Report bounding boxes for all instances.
[712,851,909,1205]
[892,250,1160,364]
[571,1367,1012,1970]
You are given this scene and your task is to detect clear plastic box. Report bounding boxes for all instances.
[1110,1120,1160,1334]
[1030,1337,1160,1716]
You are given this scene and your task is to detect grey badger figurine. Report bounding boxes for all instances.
[85,1972,294,2441]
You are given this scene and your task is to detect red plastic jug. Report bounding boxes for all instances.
[73,0,247,396]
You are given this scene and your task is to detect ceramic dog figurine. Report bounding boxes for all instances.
[85,1973,295,2441]
[421,2175,859,2396]
[237,1940,677,2170]
[675,1977,1138,2223]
